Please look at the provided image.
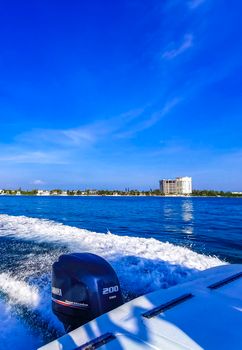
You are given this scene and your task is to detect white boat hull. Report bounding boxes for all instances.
[39,264,242,350]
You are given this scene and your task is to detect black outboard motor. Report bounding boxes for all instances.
[52,253,123,331]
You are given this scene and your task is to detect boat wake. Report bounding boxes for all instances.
[0,214,226,349]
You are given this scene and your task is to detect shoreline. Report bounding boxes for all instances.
[0,194,242,198]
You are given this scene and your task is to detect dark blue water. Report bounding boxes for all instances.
[0,195,241,263]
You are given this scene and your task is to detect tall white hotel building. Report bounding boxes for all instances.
[159,177,192,195]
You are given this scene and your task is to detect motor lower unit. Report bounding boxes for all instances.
[52,253,123,331]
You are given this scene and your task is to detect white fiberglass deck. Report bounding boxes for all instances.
[39,264,242,350]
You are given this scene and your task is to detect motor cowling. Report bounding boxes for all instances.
[52,253,123,331]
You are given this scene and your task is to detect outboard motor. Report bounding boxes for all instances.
[52,253,123,331]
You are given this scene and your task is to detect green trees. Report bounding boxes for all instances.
[0,188,241,197]
[192,190,242,197]
[50,189,62,195]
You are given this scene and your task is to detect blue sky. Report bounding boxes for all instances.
[0,0,242,190]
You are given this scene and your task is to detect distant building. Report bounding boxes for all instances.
[89,190,97,195]
[160,179,177,195]
[160,177,192,195]
[60,191,68,196]
[37,190,50,196]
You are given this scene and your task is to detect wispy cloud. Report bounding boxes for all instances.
[115,98,181,139]
[0,150,68,164]
[32,179,45,185]
[162,34,194,60]
[17,108,145,148]
[188,0,206,9]
[11,98,181,156]
[0,95,182,175]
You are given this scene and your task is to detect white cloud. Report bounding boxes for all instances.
[32,179,45,185]
[162,34,193,60]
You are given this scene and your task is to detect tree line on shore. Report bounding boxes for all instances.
[0,188,242,197]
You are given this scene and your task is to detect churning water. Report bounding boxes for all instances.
[0,196,241,349]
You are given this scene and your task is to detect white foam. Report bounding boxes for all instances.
[0,273,40,308]
[0,272,63,332]
[0,214,225,295]
[0,214,226,349]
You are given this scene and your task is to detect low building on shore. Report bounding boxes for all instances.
[37,190,50,196]
[160,177,192,195]
[60,191,68,196]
